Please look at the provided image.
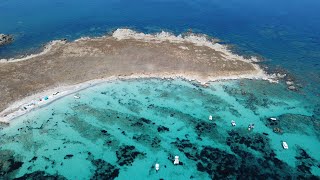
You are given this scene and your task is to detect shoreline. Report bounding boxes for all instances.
[0,40,67,63]
[0,71,271,123]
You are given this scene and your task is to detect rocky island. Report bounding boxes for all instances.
[0,29,268,121]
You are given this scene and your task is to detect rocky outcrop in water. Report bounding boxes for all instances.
[0,34,13,46]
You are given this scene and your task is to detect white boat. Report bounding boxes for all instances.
[209,115,213,120]
[282,141,288,149]
[270,117,277,121]
[231,120,236,126]
[74,95,80,99]
[155,163,160,171]
[174,156,180,165]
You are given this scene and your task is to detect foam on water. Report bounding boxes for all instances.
[112,28,260,63]
[0,79,319,179]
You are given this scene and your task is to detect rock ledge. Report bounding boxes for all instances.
[0,34,13,46]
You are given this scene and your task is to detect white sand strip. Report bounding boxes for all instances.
[0,71,273,123]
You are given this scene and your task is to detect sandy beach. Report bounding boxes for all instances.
[0,29,269,122]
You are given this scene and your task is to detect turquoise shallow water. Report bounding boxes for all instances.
[1,78,319,179]
[1,0,320,95]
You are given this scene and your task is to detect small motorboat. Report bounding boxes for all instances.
[209,115,213,120]
[282,141,288,149]
[174,156,180,165]
[248,123,255,131]
[231,120,236,126]
[74,95,80,99]
[269,117,277,121]
[155,163,160,171]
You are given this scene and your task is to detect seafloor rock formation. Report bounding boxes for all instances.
[172,129,319,179]
[0,34,13,46]
[0,149,24,178]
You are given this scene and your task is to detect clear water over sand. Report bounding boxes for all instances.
[1,79,319,179]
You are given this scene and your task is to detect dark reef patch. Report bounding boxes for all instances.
[195,121,218,137]
[223,81,283,114]
[147,105,225,142]
[119,98,143,114]
[140,117,152,124]
[64,109,121,148]
[0,149,24,178]
[72,104,158,134]
[132,134,161,149]
[264,113,320,139]
[91,159,119,180]
[172,128,320,179]
[197,146,239,179]
[64,154,74,159]
[116,145,145,166]
[157,125,169,132]
[295,147,318,175]
[229,107,241,117]
[171,138,199,161]
[227,129,269,154]
[14,171,67,180]
[28,156,38,163]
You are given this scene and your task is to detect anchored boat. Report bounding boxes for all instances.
[174,156,180,165]
[231,120,236,126]
[282,141,288,149]
[155,163,160,171]
[248,123,255,131]
[269,117,277,121]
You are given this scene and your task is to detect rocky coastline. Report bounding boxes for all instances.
[0,29,269,122]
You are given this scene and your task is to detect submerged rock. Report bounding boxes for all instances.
[28,156,38,163]
[286,81,294,86]
[0,34,13,46]
[63,154,74,159]
[288,85,297,91]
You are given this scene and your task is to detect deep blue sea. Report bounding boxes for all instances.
[0,0,320,179]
